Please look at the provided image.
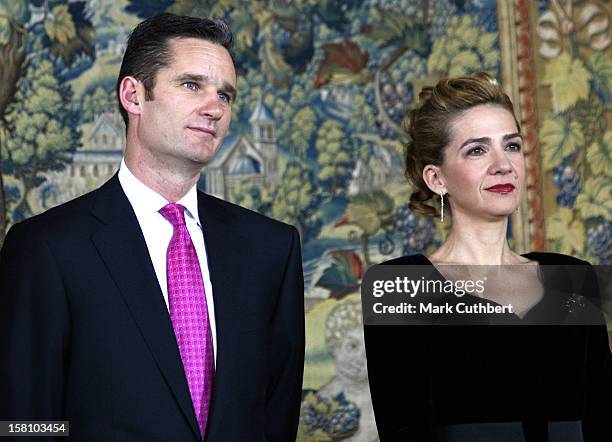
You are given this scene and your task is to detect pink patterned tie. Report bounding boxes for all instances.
[160,203,213,438]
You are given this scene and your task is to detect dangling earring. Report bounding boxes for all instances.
[440,192,445,223]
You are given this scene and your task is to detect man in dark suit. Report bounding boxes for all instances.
[0,13,305,441]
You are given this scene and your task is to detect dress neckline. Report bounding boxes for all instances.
[412,253,548,322]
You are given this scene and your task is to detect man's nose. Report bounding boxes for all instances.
[198,90,223,120]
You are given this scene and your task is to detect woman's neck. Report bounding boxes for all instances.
[429,213,524,265]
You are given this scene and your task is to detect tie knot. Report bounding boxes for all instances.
[159,203,187,228]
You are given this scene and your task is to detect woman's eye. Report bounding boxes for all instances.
[506,143,522,152]
[467,146,485,156]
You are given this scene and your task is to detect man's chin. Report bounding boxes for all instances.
[185,147,220,166]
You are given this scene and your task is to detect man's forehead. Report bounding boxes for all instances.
[167,37,232,61]
[164,37,236,82]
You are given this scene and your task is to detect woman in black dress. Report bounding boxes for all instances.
[364,73,611,441]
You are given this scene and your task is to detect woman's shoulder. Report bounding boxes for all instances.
[380,252,594,266]
[522,251,592,266]
[525,252,603,320]
[378,253,432,266]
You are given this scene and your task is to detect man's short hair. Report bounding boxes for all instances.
[116,12,235,129]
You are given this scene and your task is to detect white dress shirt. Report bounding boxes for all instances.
[118,159,217,363]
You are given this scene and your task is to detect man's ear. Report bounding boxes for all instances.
[422,164,446,195]
[118,76,143,117]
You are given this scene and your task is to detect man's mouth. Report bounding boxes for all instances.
[188,126,216,137]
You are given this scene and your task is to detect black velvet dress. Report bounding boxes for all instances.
[364,253,611,441]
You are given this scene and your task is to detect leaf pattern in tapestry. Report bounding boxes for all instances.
[427,15,498,77]
[542,53,591,113]
[540,115,585,171]
[576,177,612,221]
[587,52,612,105]
[44,5,77,45]
[546,207,585,255]
[586,132,612,178]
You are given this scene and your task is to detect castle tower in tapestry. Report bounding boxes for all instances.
[203,96,279,199]
[249,95,278,182]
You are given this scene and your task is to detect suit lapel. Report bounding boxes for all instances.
[196,192,251,433]
[90,176,201,440]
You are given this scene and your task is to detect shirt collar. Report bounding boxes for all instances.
[118,159,201,226]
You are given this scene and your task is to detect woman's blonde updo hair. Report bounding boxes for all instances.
[403,72,519,217]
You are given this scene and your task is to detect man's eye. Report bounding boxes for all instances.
[218,92,230,103]
[183,82,198,90]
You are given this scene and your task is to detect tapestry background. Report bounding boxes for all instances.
[0,1,610,440]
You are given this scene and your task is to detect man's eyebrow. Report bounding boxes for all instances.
[174,73,206,84]
[173,73,237,100]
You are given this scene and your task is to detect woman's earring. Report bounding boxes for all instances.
[440,192,445,223]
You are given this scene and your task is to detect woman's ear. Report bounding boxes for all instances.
[422,164,446,195]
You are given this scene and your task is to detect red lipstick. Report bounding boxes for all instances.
[485,184,515,194]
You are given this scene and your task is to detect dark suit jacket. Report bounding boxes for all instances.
[0,175,305,441]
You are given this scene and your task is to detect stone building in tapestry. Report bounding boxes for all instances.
[39,111,125,210]
[203,96,279,199]
[72,111,125,180]
[347,144,404,196]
